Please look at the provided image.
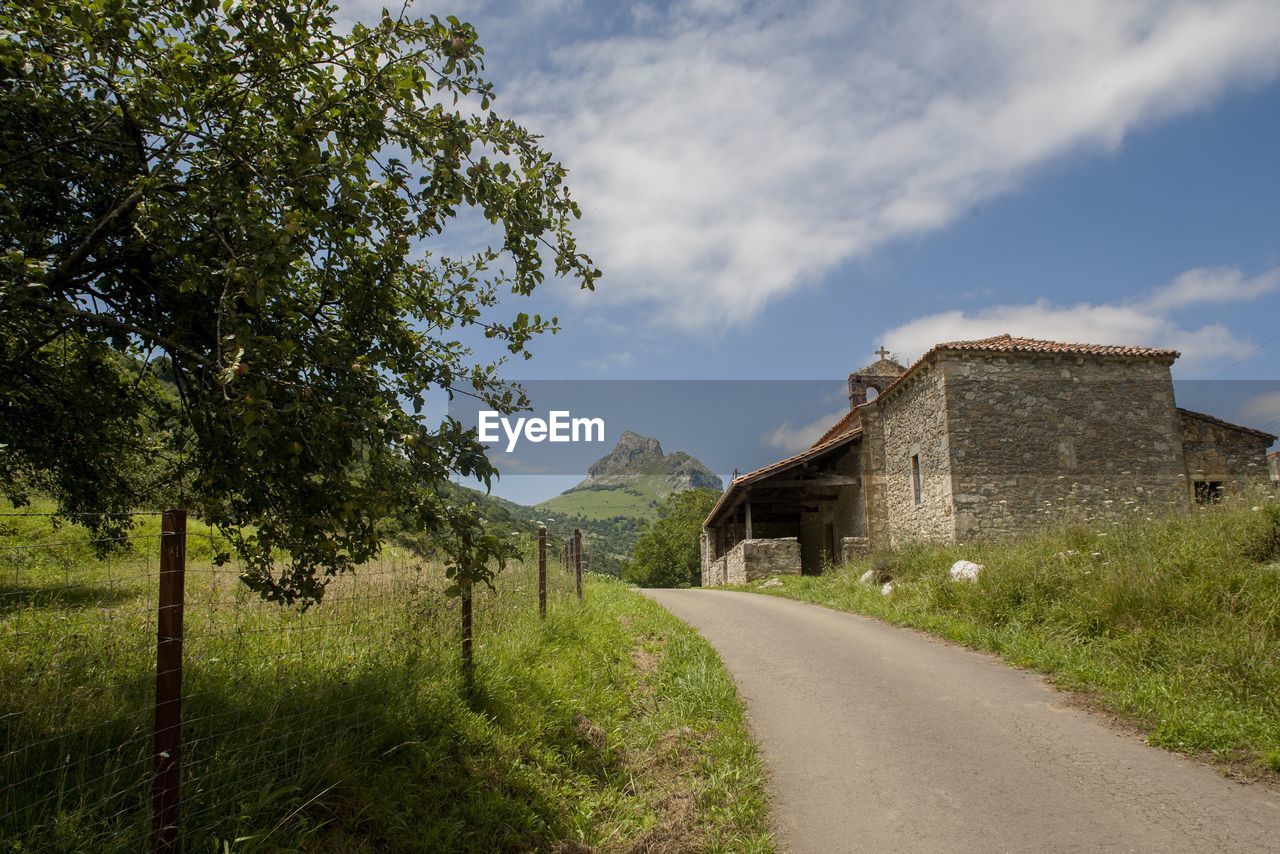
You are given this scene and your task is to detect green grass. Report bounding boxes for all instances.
[1,505,770,852]
[742,495,1280,775]
[538,478,668,522]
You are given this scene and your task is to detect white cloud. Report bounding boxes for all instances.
[879,265,1280,367]
[1142,267,1280,311]
[1240,390,1280,424]
[502,0,1280,328]
[763,408,847,454]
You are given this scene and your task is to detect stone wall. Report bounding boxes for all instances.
[859,406,889,552]
[1180,411,1274,496]
[876,364,955,546]
[841,536,870,561]
[720,538,801,585]
[942,354,1187,539]
[706,556,726,587]
[1271,452,1279,482]
[699,530,712,586]
[725,544,745,586]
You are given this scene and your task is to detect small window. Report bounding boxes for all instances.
[911,454,923,505]
[1194,480,1223,505]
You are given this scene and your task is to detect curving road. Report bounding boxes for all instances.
[642,589,1280,854]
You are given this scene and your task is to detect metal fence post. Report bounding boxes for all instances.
[537,526,547,620]
[152,509,186,854]
[576,530,584,596]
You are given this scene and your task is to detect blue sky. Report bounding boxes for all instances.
[343,1,1280,502]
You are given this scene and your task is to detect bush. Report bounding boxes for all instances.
[624,489,721,588]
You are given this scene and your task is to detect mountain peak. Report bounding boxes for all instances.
[588,432,666,477]
[576,432,722,493]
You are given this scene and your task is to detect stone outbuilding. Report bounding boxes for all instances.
[701,335,1277,585]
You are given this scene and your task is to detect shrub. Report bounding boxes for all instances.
[624,489,721,588]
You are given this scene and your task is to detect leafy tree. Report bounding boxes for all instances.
[624,489,720,588]
[0,0,598,604]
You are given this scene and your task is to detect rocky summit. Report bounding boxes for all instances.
[572,431,723,493]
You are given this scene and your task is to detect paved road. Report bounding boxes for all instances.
[642,589,1280,854]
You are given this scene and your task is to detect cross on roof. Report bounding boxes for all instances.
[875,346,891,359]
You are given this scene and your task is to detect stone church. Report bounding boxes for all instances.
[701,335,1277,586]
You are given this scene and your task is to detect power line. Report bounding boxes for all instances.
[1181,327,1280,403]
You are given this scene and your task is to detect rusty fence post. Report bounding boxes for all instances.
[573,528,583,601]
[537,526,547,620]
[152,509,186,854]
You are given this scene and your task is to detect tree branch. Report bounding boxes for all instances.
[47,187,145,287]
[59,307,214,368]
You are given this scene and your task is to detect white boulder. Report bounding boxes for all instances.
[859,569,876,585]
[759,577,783,589]
[949,560,983,582]
[880,581,894,596]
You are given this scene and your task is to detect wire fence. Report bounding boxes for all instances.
[1,509,589,852]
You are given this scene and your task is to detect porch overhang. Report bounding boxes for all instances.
[704,428,863,530]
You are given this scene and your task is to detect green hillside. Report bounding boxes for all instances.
[439,433,722,576]
[439,482,643,577]
[537,477,669,521]
[536,431,722,526]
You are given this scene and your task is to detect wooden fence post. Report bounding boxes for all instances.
[460,532,473,682]
[573,528,583,601]
[152,509,186,854]
[537,526,547,620]
[460,582,473,679]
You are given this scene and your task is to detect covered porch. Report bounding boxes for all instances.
[700,431,869,586]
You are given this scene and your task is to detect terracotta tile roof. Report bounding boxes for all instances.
[925,334,1179,360]
[1178,408,1278,442]
[811,407,862,447]
[867,334,1179,405]
[705,423,863,526]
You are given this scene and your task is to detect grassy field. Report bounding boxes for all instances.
[1,506,770,852]
[742,495,1280,776]
[538,478,669,522]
